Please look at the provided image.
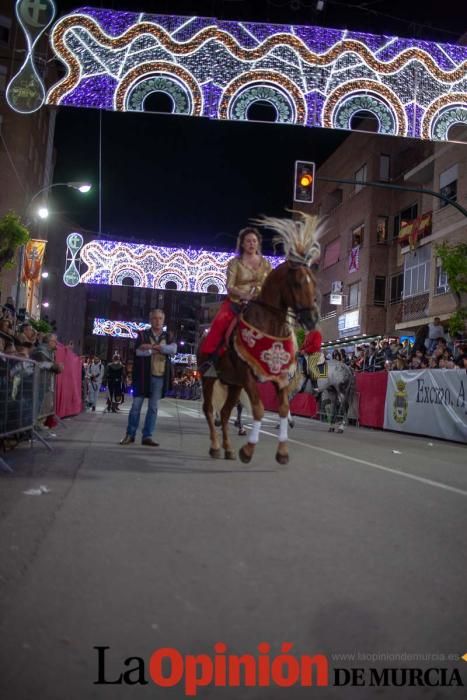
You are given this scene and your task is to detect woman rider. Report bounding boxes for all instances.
[198,227,271,369]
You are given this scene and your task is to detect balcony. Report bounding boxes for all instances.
[395,293,429,324]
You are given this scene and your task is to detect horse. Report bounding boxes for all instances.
[198,213,321,465]
[288,359,355,433]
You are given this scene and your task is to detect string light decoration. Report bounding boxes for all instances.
[67,239,282,292]
[44,7,467,141]
[93,318,150,338]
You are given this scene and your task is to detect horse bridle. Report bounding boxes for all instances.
[250,261,318,324]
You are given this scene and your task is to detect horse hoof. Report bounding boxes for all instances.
[239,447,252,464]
[224,450,236,460]
[328,427,335,433]
[214,419,221,427]
[276,452,289,465]
[337,428,344,434]
[209,448,222,459]
[289,420,295,429]
[238,428,247,436]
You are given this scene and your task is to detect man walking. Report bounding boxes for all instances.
[120,309,176,446]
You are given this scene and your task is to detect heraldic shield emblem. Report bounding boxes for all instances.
[393,379,408,424]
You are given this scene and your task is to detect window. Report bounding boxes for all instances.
[376,216,388,244]
[439,164,458,208]
[374,276,386,306]
[393,203,418,240]
[435,264,449,295]
[347,281,361,309]
[351,223,364,247]
[321,293,336,318]
[379,154,390,182]
[355,163,367,193]
[403,245,431,298]
[390,273,403,303]
[322,238,340,268]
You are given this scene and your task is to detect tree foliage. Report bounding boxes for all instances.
[0,212,30,272]
[435,241,467,335]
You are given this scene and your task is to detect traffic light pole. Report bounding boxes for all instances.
[315,176,467,219]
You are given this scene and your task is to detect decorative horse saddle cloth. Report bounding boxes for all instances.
[234,317,296,388]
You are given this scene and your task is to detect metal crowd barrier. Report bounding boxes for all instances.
[0,352,58,473]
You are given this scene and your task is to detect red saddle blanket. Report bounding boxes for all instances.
[234,317,296,388]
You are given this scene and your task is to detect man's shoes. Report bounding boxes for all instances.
[120,434,135,445]
[142,438,159,447]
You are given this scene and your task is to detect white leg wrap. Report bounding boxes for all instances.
[248,420,262,444]
[279,417,288,443]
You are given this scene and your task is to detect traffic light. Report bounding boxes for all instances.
[294,161,315,203]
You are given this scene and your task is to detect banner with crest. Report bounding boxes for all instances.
[384,370,467,443]
[22,239,47,283]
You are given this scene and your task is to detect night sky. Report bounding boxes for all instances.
[51,0,466,249]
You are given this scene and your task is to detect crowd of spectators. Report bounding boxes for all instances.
[328,319,467,373]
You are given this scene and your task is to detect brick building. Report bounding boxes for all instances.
[296,123,466,350]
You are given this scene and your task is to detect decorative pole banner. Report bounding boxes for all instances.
[22,239,47,282]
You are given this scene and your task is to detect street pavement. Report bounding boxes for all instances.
[0,397,466,699]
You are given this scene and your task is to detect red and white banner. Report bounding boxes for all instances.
[234,318,296,388]
[348,245,360,273]
[22,239,47,283]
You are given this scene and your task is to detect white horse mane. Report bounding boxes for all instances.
[252,211,321,267]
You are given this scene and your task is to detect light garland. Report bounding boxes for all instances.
[93,318,150,338]
[69,239,282,292]
[42,8,467,142]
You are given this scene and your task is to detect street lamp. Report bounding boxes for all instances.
[15,181,93,317]
[29,181,92,220]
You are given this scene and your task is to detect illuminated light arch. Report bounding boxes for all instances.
[323,80,407,137]
[41,8,467,142]
[114,61,203,114]
[421,95,467,141]
[66,238,282,292]
[219,71,306,125]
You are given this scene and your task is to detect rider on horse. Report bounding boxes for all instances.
[299,327,323,390]
[198,227,271,371]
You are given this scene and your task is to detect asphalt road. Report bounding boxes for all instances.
[0,397,466,700]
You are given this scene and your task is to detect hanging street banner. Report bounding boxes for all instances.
[22,239,47,283]
[384,370,467,443]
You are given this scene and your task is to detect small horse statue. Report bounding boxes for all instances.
[198,212,321,464]
[288,359,355,433]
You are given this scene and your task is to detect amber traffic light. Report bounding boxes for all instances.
[294,161,315,203]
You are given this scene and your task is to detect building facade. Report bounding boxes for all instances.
[0,0,57,317]
[297,123,466,349]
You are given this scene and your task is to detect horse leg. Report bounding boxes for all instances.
[336,386,350,433]
[202,378,221,458]
[237,402,247,435]
[239,372,263,464]
[276,386,290,465]
[328,390,337,432]
[221,386,241,460]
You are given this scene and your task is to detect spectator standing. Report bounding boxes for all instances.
[120,309,176,446]
[106,353,125,412]
[427,317,445,353]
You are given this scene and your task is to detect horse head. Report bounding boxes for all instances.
[253,212,321,330]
